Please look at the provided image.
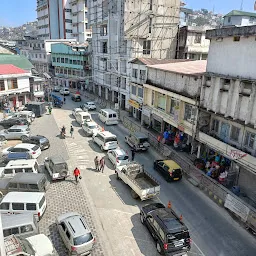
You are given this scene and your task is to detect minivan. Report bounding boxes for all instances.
[98,109,118,125]
[2,213,39,238]
[0,159,39,178]
[0,192,47,221]
[92,131,118,151]
[76,111,92,125]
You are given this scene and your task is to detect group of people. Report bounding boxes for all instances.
[94,156,105,172]
[61,125,74,138]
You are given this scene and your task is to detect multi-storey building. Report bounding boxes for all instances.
[89,0,180,110]
[223,10,256,27]
[51,42,91,88]
[36,0,91,42]
[176,26,211,60]
[198,25,256,201]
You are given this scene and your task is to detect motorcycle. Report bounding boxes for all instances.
[60,130,66,139]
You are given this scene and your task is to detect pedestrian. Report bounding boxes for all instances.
[99,157,105,173]
[94,156,99,171]
[131,147,135,161]
[48,106,52,115]
[73,167,81,184]
[64,97,66,104]
[70,125,74,138]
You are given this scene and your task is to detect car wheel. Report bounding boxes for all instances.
[21,135,28,140]
[0,136,5,141]
[140,214,144,224]
[156,241,164,255]
[100,145,104,151]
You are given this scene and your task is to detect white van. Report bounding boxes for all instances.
[76,111,92,125]
[99,109,118,125]
[0,192,47,221]
[0,159,39,178]
[92,131,118,151]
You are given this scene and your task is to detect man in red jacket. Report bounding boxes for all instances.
[73,167,80,184]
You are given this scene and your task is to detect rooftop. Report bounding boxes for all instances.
[0,54,34,70]
[224,10,256,18]
[129,58,192,66]
[0,64,27,75]
[148,60,207,76]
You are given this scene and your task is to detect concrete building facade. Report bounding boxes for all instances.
[36,0,91,43]
[198,25,256,203]
[176,26,211,60]
[223,10,256,27]
[51,42,91,88]
[89,0,180,110]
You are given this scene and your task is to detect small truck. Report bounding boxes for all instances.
[116,162,160,200]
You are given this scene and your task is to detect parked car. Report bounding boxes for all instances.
[1,152,32,165]
[44,156,69,181]
[22,135,50,150]
[4,234,55,256]
[2,143,41,159]
[60,88,70,95]
[53,85,61,92]
[72,107,83,117]
[0,118,29,130]
[10,111,35,124]
[71,93,82,102]
[56,212,95,256]
[92,131,118,151]
[107,148,129,168]
[140,203,191,255]
[154,160,182,181]
[0,125,30,141]
[125,132,150,151]
[81,102,96,111]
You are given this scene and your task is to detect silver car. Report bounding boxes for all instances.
[0,125,30,141]
[56,212,95,255]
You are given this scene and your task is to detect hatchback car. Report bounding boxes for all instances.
[2,143,41,159]
[81,102,96,111]
[60,88,70,95]
[22,135,50,150]
[0,125,30,141]
[0,118,29,130]
[72,108,83,117]
[56,212,95,255]
[107,148,129,168]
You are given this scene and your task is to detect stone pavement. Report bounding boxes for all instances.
[30,114,107,256]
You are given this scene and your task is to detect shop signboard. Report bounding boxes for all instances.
[128,99,140,109]
[224,194,250,222]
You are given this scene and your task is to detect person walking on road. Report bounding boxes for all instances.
[73,167,81,184]
[99,157,105,173]
[131,147,135,161]
[94,156,99,171]
[70,125,74,138]
[48,106,52,115]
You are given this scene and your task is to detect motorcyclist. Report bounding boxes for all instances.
[61,125,66,137]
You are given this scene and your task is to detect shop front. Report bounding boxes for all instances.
[128,99,142,121]
[142,106,151,126]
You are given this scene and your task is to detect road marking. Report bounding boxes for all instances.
[192,241,205,256]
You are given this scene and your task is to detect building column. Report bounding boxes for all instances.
[24,94,27,104]
[197,144,201,158]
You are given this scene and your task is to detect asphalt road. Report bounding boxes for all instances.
[56,93,256,256]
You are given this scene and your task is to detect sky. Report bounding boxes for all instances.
[0,0,256,27]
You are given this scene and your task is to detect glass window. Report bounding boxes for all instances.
[159,228,165,241]
[74,233,93,245]
[131,85,136,95]
[26,203,36,210]
[65,58,68,63]
[184,104,196,123]
[3,228,19,237]
[66,230,71,239]
[151,91,155,106]
[19,183,27,189]
[140,70,146,80]
[230,126,240,142]
[170,99,179,115]
[52,57,56,62]
[57,58,60,63]
[12,203,24,210]
[60,222,66,231]
[212,119,220,133]
[28,184,38,190]
[138,87,143,98]
[7,79,18,90]
[194,33,202,44]
[157,93,166,111]
[244,131,256,149]
[15,168,23,173]
[0,80,5,91]
[143,40,151,55]
[61,58,64,63]
[132,69,137,78]
[39,196,45,208]
[24,168,33,173]
[21,224,33,233]
[0,203,9,210]
[4,169,13,174]
[8,183,18,189]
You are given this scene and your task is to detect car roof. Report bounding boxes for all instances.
[49,155,66,164]
[10,173,45,183]
[133,132,148,139]
[2,213,35,229]
[14,143,36,149]
[162,160,181,169]
[85,121,97,126]
[73,108,83,111]
[31,135,46,139]
[113,148,127,156]
[101,108,116,113]
[2,192,45,203]
[99,131,116,137]
[6,159,37,167]
[58,212,90,237]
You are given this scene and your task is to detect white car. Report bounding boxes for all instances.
[107,148,129,168]
[60,88,70,95]
[72,108,83,117]
[81,102,96,111]
[82,121,100,136]
[2,143,42,159]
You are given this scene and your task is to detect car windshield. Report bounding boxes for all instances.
[118,155,129,160]
[105,137,117,143]
[83,116,91,120]
[32,145,39,151]
[74,233,93,245]
[39,196,45,208]
[54,163,67,171]
[19,237,35,255]
[139,138,148,143]
[40,138,48,143]
[88,124,97,129]
[167,230,189,243]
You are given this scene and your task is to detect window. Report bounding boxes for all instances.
[102,42,108,53]
[57,58,60,63]
[100,25,108,36]
[138,87,143,98]
[143,40,151,55]
[61,58,64,63]
[184,104,196,123]
[170,99,179,115]
[42,43,44,48]
[194,33,202,44]
[66,230,71,239]
[149,0,153,10]
[244,131,255,149]
[140,70,146,80]
[65,58,68,63]
[131,85,136,95]
[151,91,155,106]
[35,54,37,58]
[0,80,5,91]
[15,168,23,173]
[7,79,18,90]
[149,18,152,33]
[39,54,41,58]
[212,119,220,133]
[69,59,72,64]
[0,203,9,210]
[233,36,240,42]
[132,69,138,78]
[230,126,240,142]
[66,29,72,33]
[65,19,72,23]
[52,57,56,62]
[65,8,71,12]
[28,184,38,190]
[228,17,231,23]
[26,203,36,210]
[3,228,19,237]
[8,183,18,189]
[73,60,77,65]
[157,93,166,111]
[12,203,24,210]
[19,183,27,189]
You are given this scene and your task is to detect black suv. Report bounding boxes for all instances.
[22,135,50,150]
[0,118,29,130]
[140,203,191,255]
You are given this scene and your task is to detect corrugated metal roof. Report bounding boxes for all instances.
[129,58,192,65]
[0,64,27,75]
[0,54,34,70]
[148,60,207,76]
[224,10,256,18]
